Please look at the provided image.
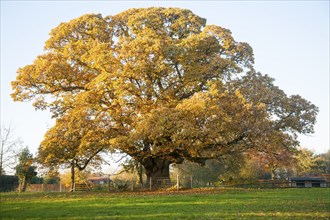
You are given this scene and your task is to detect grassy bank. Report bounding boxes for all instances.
[1,188,329,219]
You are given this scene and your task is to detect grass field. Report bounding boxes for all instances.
[1,188,329,219]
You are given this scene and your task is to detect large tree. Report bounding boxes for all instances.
[312,150,330,174]
[11,8,318,184]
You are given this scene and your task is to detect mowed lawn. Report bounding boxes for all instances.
[1,188,329,219]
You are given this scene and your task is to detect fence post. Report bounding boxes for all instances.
[190,176,193,189]
[108,175,111,192]
[177,174,179,191]
[149,177,152,191]
[60,183,62,192]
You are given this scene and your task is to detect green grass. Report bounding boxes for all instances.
[1,188,329,219]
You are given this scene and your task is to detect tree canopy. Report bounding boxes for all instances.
[15,147,37,192]
[11,7,318,182]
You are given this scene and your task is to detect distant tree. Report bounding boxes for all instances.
[293,148,315,176]
[30,176,44,184]
[0,126,23,175]
[238,153,270,180]
[311,150,330,174]
[43,176,60,184]
[248,148,295,180]
[42,169,61,184]
[15,147,37,192]
[35,165,60,184]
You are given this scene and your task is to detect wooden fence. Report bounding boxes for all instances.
[15,179,330,193]
[26,184,70,192]
[223,180,330,189]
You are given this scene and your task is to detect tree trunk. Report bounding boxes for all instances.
[136,162,144,187]
[0,145,3,175]
[18,176,28,192]
[142,157,171,189]
[70,160,75,192]
[270,166,276,180]
[21,178,27,192]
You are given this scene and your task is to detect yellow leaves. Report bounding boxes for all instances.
[14,8,265,169]
[38,103,118,168]
[119,7,205,39]
[45,13,110,51]
[126,83,266,159]
[176,92,208,118]
[203,25,234,51]
[12,7,256,123]
[234,89,244,100]
[257,103,267,110]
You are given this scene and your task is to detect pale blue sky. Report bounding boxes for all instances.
[1,1,329,155]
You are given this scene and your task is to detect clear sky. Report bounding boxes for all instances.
[1,1,329,156]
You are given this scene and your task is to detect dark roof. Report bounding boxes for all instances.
[290,177,326,182]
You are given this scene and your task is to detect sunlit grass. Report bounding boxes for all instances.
[1,188,329,219]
